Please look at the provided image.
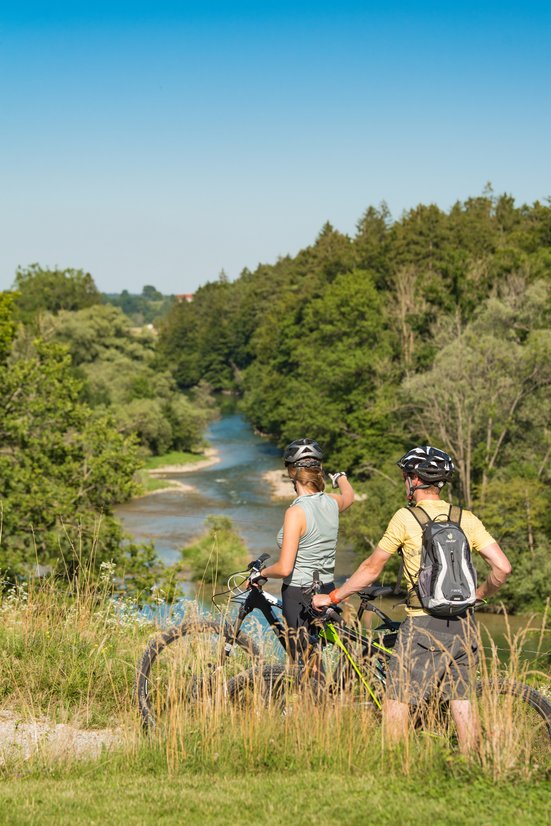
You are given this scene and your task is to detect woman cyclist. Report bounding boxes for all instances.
[254,438,354,659]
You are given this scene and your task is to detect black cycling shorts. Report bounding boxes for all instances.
[281,581,334,661]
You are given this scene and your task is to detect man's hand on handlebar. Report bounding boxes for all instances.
[311,593,332,611]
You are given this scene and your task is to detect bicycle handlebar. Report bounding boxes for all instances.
[304,603,343,623]
[358,583,396,600]
[247,553,270,571]
[300,570,322,598]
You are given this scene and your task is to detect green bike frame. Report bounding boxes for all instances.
[318,622,395,711]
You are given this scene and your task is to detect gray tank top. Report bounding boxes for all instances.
[276,492,339,587]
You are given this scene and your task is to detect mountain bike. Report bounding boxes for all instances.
[227,558,551,752]
[136,552,366,729]
[136,554,551,750]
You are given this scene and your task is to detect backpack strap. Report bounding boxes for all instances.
[404,505,432,608]
[448,504,463,525]
[396,508,432,609]
[393,552,405,596]
[392,550,412,607]
[408,506,431,528]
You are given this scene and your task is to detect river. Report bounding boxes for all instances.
[116,414,549,666]
[116,413,359,582]
[117,413,291,566]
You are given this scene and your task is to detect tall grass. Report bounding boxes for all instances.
[477,606,551,779]
[142,605,550,783]
[1,574,549,786]
[0,574,151,728]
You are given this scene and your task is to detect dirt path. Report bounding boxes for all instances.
[0,710,124,763]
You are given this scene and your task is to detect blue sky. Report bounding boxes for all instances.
[1,2,550,294]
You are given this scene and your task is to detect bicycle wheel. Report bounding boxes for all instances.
[227,664,323,711]
[476,679,551,753]
[136,618,259,730]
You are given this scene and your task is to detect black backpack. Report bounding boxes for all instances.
[404,505,477,617]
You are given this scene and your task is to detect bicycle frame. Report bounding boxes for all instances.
[219,582,399,708]
[223,585,289,654]
[316,609,397,710]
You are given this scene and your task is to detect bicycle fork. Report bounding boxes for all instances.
[224,589,289,658]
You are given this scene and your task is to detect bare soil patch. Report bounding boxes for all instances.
[0,710,124,763]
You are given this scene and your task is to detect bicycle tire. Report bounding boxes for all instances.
[136,618,260,730]
[476,679,551,742]
[227,664,323,710]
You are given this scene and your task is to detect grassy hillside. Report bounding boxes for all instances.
[0,579,549,825]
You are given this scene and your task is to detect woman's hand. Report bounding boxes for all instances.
[247,571,267,589]
[327,473,355,512]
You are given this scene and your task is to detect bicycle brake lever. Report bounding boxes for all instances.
[306,604,342,623]
[248,569,268,587]
[247,553,270,571]
[326,606,343,620]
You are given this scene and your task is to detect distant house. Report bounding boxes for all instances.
[129,324,157,337]
[176,293,194,303]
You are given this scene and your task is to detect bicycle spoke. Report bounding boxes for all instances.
[136,620,259,729]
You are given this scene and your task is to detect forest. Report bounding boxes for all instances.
[0,270,213,590]
[1,190,550,612]
[157,191,551,611]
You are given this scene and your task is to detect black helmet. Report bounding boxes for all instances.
[397,445,455,485]
[283,438,324,467]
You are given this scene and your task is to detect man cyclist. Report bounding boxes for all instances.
[312,445,512,752]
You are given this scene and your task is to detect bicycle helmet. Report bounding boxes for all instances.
[397,445,455,485]
[283,438,324,468]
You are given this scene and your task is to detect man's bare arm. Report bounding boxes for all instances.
[476,542,512,600]
[312,547,392,608]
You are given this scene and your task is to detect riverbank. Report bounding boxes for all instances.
[147,446,220,475]
[135,447,221,497]
[262,469,294,499]
[135,478,197,497]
